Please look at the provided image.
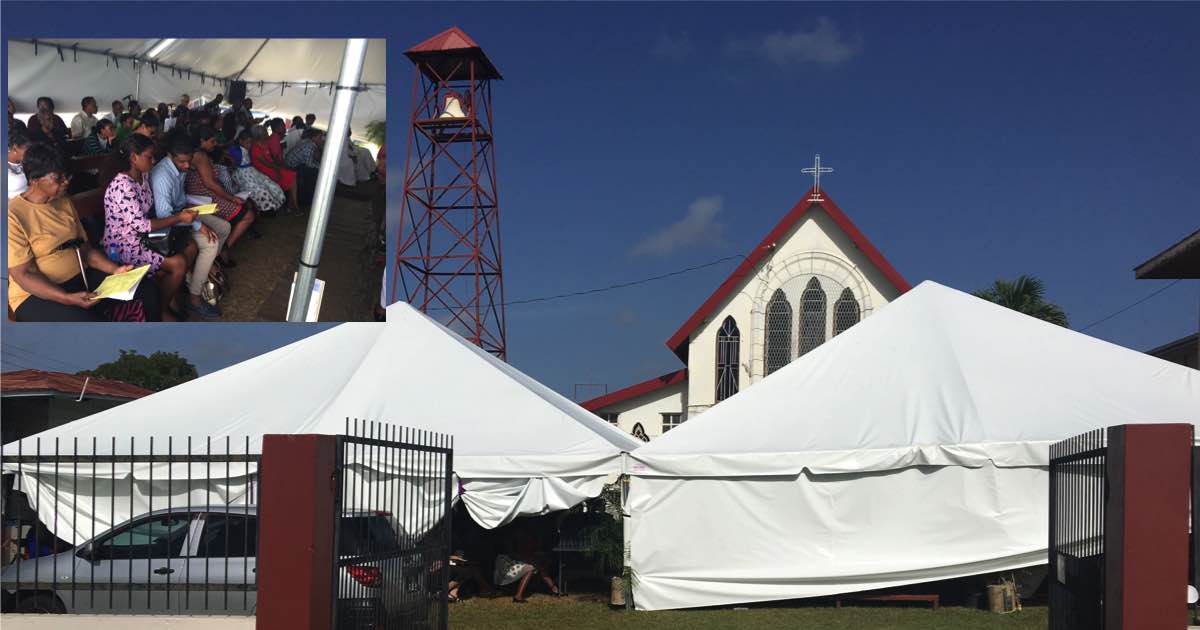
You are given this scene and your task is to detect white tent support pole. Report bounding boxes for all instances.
[286,38,367,322]
[134,60,142,101]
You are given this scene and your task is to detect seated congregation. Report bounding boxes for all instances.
[7,93,374,322]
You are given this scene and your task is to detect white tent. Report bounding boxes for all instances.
[7,38,386,137]
[628,281,1200,610]
[3,301,641,543]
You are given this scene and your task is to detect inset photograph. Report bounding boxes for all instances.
[6,38,386,322]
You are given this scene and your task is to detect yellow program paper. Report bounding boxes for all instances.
[90,265,151,301]
[190,203,219,215]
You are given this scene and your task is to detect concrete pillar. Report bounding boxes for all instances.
[256,435,338,630]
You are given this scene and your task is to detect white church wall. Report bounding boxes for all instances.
[685,203,903,416]
[598,381,687,441]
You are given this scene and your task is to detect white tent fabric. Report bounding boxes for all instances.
[628,281,1200,610]
[7,39,386,136]
[3,301,641,543]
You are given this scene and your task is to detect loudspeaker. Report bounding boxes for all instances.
[228,80,247,103]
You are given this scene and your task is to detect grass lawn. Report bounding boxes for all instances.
[449,596,1048,629]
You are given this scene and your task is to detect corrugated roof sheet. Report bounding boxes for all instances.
[1,369,154,399]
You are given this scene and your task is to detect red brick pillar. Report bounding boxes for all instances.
[257,434,338,630]
[1104,423,1193,630]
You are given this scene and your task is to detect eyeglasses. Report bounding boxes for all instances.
[39,173,72,186]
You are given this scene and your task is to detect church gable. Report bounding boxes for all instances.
[584,185,909,425]
[667,187,910,361]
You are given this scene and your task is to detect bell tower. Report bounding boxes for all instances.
[393,27,507,359]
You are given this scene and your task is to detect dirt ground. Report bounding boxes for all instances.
[213,182,383,323]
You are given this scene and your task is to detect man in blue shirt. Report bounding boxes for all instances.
[150,135,231,319]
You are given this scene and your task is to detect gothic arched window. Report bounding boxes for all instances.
[765,289,792,376]
[833,288,861,336]
[715,316,740,402]
[798,278,827,356]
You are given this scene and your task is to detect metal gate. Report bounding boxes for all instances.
[1048,428,1107,630]
[332,420,453,630]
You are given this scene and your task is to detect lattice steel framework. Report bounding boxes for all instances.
[833,288,861,337]
[765,289,793,376]
[715,316,740,402]
[799,277,827,357]
[393,28,507,359]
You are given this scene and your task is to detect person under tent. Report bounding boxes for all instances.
[228,129,286,215]
[103,99,124,123]
[187,125,256,265]
[25,97,69,153]
[115,113,136,142]
[285,127,324,207]
[82,119,118,155]
[70,96,99,139]
[101,134,196,321]
[7,128,32,199]
[149,135,229,320]
[7,144,161,321]
[252,120,300,213]
[284,116,305,149]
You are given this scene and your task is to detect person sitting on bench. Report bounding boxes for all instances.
[7,127,31,199]
[82,119,118,155]
[149,135,229,320]
[7,144,161,321]
[102,134,197,321]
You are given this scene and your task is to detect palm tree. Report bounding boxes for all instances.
[973,274,1069,327]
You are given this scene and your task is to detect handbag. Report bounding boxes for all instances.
[141,226,192,257]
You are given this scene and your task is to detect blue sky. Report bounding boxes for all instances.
[3,3,1198,398]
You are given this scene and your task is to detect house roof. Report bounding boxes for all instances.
[1,369,154,400]
[580,369,688,412]
[404,27,502,81]
[1134,227,1200,279]
[664,187,911,359]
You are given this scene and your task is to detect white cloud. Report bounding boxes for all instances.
[629,195,725,258]
[730,17,861,67]
[652,32,695,63]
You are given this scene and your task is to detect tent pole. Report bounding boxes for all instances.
[286,38,368,322]
[134,60,142,101]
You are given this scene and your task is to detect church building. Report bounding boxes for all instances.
[582,178,911,441]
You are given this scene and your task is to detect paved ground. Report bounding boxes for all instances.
[0,615,253,629]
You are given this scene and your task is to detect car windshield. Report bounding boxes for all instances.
[95,514,191,560]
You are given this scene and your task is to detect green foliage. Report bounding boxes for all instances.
[79,349,198,392]
[364,120,385,146]
[973,274,1069,327]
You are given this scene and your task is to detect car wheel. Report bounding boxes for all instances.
[14,593,66,614]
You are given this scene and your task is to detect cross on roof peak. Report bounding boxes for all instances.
[801,154,833,202]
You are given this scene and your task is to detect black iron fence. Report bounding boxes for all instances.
[1048,428,1107,630]
[333,419,454,630]
[0,436,259,614]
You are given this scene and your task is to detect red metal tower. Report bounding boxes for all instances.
[393,27,507,359]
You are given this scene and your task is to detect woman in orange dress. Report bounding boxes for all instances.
[250,120,299,213]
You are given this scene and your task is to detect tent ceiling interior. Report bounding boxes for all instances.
[7,38,386,137]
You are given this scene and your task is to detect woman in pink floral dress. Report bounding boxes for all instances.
[101,134,197,320]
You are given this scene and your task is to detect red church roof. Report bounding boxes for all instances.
[1,369,154,400]
[664,187,911,360]
[580,369,688,412]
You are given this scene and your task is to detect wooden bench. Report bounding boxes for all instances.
[835,593,940,609]
[64,138,84,158]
